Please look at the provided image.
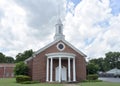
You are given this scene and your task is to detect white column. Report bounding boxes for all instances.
[59,57,61,82]
[73,58,76,81]
[68,58,71,82]
[50,58,53,82]
[46,58,49,82]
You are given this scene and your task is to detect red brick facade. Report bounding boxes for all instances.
[0,64,15,78]
[26,40,86,82]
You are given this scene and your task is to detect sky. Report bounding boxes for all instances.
[0,0,120,59]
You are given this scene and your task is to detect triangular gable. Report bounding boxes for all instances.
[25,39,87,62]
[62,39,87,57]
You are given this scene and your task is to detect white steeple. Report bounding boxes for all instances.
[54,18,65,40]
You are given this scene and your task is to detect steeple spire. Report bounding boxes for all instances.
[54,18,65,40]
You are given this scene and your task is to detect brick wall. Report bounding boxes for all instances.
[0,64,15,78]
[0,67,4,78]
[27,41,86,82]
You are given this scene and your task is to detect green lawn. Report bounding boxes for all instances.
[80,82,120,86]
[0,78,63,86]
[0,78,120,86]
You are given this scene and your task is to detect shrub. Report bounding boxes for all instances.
[87,74,98,80]
[16,75,31,83]
[14,62,29,76]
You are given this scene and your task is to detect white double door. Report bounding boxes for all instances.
[55,66,67,81]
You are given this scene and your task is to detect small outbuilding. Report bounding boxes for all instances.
[0,63,15,78]
[106,68,120,76]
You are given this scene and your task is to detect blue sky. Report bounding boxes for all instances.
[68,0,120,16]
[110,0,120,16]
[68,0,81,6]
[0,0,120,59]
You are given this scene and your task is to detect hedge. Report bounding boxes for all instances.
[16,75,31,83]
[87,74,98,80]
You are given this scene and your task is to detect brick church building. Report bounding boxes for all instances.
[25,19,87,82]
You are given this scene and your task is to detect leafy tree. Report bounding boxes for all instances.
[5,56,14,63]
[14,62,29,76]
[104,51,120,70]
[15,49,33,63]
[90,58,106,72]
[0,52,14,63]
[86,63,99,74]
[87,51,120,73]
[0,52,6,63]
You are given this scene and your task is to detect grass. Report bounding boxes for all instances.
[0,78,120,86]
[0,78,63,86]
[80,82,120,86]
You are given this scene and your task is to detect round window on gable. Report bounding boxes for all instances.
[58,44,64,49]
[57,42,65,51]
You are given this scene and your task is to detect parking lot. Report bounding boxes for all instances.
[99,77,120,82]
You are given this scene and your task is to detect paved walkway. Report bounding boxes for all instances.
[64,84,79,86]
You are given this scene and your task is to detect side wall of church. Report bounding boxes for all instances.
[27,59,33,78]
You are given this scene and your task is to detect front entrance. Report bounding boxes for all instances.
[55,66,67,82]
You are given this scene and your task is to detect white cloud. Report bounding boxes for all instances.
[64,0,120,58]
[0,0,120,59]
[0,0,29,57]
[0,0,66,58]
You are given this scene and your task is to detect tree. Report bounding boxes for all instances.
[15,49,33,63]
[5,56,14,63]
[0,52,6,63]
[87,51,120,73]
[104,52,120,70]
[14,62,29,76]
[86,63,99,74]
[90,58,106,72]
[0,52,14,63]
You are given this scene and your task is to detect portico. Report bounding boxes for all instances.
[46,52,76,82]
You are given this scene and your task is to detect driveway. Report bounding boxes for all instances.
[99,77,120,82]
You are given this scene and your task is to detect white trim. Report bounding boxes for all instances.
[73,58,76,81]
[46,52,76,59]
[25,39,86,62]
[25,54,36,62]
[46,58,49,82]
[68,58,71,82]
[35,40,57,55]
[50,58,53,82]
[25,56,32,62]
[56,42,65,51]
[59,57,61,82]
[62,39,87,57]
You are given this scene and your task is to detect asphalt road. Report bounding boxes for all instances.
[99,77,120,82]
